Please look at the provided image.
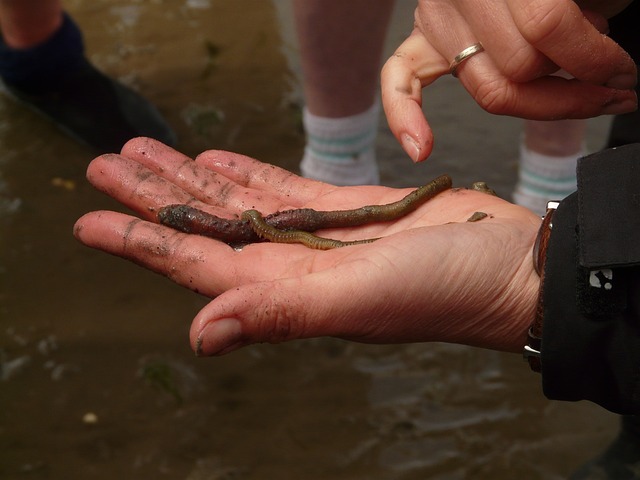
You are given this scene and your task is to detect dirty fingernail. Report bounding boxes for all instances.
[196,318,243,356]
[401,133,421,162]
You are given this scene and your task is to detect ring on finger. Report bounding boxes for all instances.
[449,42,484,77]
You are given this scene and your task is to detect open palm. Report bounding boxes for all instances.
[74,138,541,356]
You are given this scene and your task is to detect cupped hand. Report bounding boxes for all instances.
[382,0,637,162]
[74,137,541,356]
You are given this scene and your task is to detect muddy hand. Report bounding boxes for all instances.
[74,137,541,358]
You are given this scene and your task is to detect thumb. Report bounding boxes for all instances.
[190,267,398,356]
[381,29,449,162]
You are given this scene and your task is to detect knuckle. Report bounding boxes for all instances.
[516,0,568,46]
[381,54,401,80]
[472,77,516,115]
[162,234,206,283]
[500,44,553,82]
[254,292,304,344]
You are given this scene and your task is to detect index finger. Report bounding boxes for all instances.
[381,30,450,162]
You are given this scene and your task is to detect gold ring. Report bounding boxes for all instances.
[449,42,484,77]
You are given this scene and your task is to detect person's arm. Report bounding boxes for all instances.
[539,143,640,414]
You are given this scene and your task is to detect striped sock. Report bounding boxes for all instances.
[513,143,583,215]
[300,103,380,185]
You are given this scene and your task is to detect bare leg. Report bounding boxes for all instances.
[293,0,395,118]
[293,0,395,185]
[0,0,63,48]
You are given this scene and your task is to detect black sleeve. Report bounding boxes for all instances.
[541,143,640,414]
[609,1,640,65]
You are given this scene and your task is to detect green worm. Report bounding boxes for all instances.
[310,173,453,227]
[241,209,379,250]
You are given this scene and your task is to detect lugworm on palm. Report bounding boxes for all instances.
[241,209,379,250]
[157,174,454,248]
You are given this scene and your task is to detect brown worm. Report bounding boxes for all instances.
[157,204,257,245]
[158,174,453,248]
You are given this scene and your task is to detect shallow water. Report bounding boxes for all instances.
[0,1,620,478]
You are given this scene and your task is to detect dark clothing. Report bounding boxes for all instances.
[609,1,640,65]
[539,1,640,415]
[607,2,640,149]
[0,12,85,89]
[541,144,640,414]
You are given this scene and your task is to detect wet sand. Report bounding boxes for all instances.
[0,1,619,478]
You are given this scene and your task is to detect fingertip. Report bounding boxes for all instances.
[383,101,432,161]
[387,105,434,162]
[85,153,125,182]
[193,318,245,357]
[120,137,195,173]
[189,300,246,356]
[72,210,114,245]
[194,149,254,172]
[120,136,169,157]
[605,73,638,90]
[400,132,434,163]
[601,93,638,115]
[72,213,90,240]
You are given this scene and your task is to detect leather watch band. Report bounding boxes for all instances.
[524,201,559,372]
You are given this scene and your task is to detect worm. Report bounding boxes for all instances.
[157,204,256,244]
[158,174,453,248]
[241,209,378,250]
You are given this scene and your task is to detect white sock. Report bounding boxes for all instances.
[513,143,584,215]
[300,103,380,185]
